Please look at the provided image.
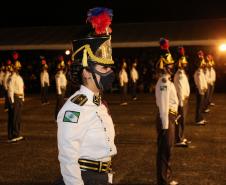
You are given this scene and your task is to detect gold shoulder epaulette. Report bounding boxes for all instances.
[71,94,88,106]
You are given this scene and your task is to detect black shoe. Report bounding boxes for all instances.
[170,180,179,185]
[183,138,191,144]
[175,141,188,147]
[132,97,137,101]
[8,136,24,143]
[204,109,210,113]
[210,102,215,106]
[195,120,206,125]
[120,102,128,106]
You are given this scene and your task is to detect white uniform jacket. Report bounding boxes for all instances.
[3,71,11,90]
[0,71,4,85]
[40,70,50,87]
[194,68,208,95]
[57,85,117,185]
[55,71,67,95]
[155,74,179,129]
[8,72,24,103]
[173,69,190,107]
[204,68,212,85]
[130,67,139,83]
[210,67,216,85]
[119,68,128,87]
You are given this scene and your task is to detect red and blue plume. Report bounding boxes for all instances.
[12,51,19,60]
[87,7,113,35]
[197,50,204,57]
[7,59,12,65]
[41,59,46,65]
[178,46,185,56]
[159,38,169,50]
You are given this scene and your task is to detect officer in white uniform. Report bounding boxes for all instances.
[194,50,208,125]
[155,38,179,185]
[130,59,139,100]
[206,55,216,106]
[173,47,190,147]
[40,60,50,105]
[55,61,67,120]
[119,59,128,105]
[57,7,117,185]
[8,60,24,142]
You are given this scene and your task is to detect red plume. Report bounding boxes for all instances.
[89,12,112,34]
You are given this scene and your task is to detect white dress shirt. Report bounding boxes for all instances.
[57,85,117,185]
[130,67,139,83]
[40,70,50,87]
[155,74,179,129]
[174,69,190,106]
[119,68,128,87]
[194,68,208,95]
[8,72,24,103]
[55,71,67,95]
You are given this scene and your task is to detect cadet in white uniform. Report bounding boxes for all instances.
[119,60,128,105]
[8,60,24,142]
[130,59,139,100]
[193,50,208,125]
[155,38,179,185]
[206,55,216,106]
[173,47,190,147]
[55,61,67,120]
[57,7,117,185]
[40,60,50,105]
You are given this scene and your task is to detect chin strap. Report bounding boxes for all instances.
[88,63,102,90]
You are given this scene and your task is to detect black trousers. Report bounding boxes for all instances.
[4,89,10,110]
[8,96,23,140]
[195,89,204,122]
[55,171,109,185]
[156,113,176,185]
[131,82,137,98]
[203,84,211,110]
[41,85,49,103]
[209,84,215,104]
[120,83,128,103]
[0,84,4,97]
[55,88,66,120]
[175,99,188,143]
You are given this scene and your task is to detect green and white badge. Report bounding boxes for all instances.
[63,111,80,123]
[160,85,167,91]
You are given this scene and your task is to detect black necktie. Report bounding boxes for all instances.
[93,95,101,106]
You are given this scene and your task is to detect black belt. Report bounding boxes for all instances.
[169,109,177,116]
[14,93,23,98]
[78,159,112,173]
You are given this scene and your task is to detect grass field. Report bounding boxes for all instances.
[0,93,226,185]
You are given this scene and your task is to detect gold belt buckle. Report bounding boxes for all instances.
[98,161,103,172]
[105,161,112,172]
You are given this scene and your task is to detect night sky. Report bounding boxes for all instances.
[1,1,226,27]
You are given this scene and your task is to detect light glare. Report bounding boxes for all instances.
[65,49,71,55]
[219,44,226,52]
